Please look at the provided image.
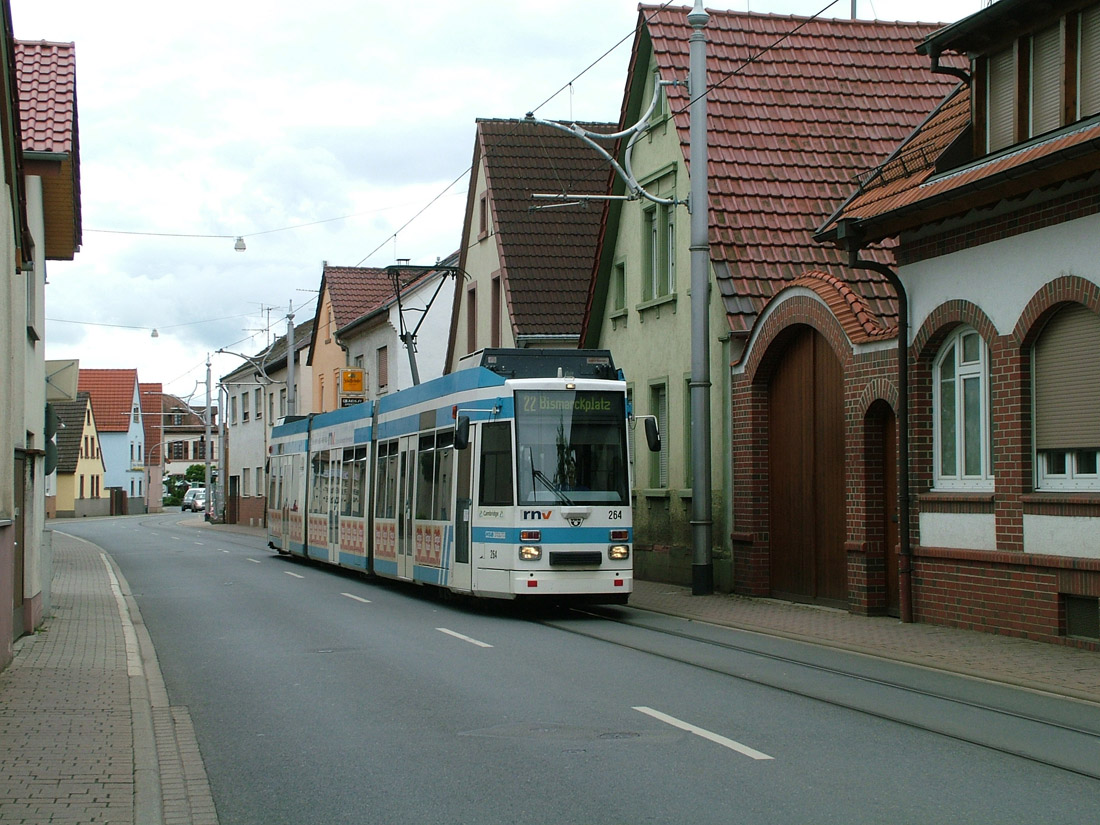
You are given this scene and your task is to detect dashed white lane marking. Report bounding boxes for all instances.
[341,593,371,604]
[247,558,262,564]
[633,706,774,760]
[221,549,230,554]
[285,571,305,579]
[436,628,493,648]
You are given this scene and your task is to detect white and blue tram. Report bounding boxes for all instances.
[267,349,659,604]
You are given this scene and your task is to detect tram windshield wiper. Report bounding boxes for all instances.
[532,467,574,505]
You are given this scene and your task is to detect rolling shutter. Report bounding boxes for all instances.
[1034,304,1100,449]
[987,47,1017,151]
[1080,8,1100,117]
[1030,26,1062,136]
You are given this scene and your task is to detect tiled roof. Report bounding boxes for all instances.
[640,6,961,335]
[77,369,138,433]
[477,118,614,337]
[820,88,1100,242]
[15,40,81,260]
[323,266,393,330]
[54,392,90,474]
[14,40,76,154]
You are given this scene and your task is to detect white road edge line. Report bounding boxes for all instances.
[633,706,774,761]
[247,558,262,564]
[341,593,371,604]
[436,628,493,648]
[285,571,305,579]
[100,554,143,678]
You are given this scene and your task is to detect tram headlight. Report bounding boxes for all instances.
[519,545,542,561]
[608,545,630,560]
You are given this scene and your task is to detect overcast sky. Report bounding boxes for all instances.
[13,0,983,400]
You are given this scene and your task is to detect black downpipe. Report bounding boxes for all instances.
[849,253,914,623]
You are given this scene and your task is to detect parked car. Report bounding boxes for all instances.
[181,487,206,512]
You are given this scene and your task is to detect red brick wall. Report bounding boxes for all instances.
[732,292,899,612]
[908,271,1100,648]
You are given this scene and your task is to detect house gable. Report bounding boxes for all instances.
[445,117,613,372]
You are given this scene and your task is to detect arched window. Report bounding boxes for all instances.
[1034,304,1100,490]
[933,326,993,489]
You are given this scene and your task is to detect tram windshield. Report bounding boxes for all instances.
[514,390,628,505]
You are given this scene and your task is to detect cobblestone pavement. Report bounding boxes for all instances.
[3,520,1097,825]
[0,530,217,825]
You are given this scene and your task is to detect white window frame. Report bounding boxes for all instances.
[1036,448,1100,490]
[932,326,994,490]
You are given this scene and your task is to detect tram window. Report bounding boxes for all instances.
[352,447,367,518]
[434,432,454,521]
[375,442,393,519]
[479,422,514,506]
[340,449,353,516]
[311,450,330,513]
[385,451,399,518]
[416,434,436,520]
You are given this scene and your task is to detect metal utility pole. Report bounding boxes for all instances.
[286,302,296,416]
[204,355,213,519]
[688,0,713,595]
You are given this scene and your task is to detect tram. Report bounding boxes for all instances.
[267,349,659,603]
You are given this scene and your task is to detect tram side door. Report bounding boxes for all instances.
[451,430,474,592]
[397,435,416,580]
[328,451,342,565]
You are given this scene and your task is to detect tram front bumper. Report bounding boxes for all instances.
[509,569,633,597]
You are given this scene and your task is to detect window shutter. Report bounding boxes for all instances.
[1080,7,1100,117]
[1031,26,1062,136]
[987,47,1016,151]
[1035,304,1100,449]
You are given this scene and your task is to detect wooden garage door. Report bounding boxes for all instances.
[768,326,846,606]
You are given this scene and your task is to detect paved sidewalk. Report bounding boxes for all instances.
[0,530,217,825]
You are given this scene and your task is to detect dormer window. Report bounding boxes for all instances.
[980,6,1100,154]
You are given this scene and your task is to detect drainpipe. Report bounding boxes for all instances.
[847,249,914,623]
[688,0,713,595]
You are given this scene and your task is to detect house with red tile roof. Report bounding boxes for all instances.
[77,369,147,512]
[581,6,957,606]
[1,16,82,664]
[49,392,108,518]
[817,0,1100,647]
[444,118,613,372]
[307,257,457,411]
[139,382,164,512]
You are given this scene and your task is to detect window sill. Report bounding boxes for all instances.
[636,293,677,321]
[641,488,670,499]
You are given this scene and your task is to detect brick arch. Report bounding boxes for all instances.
[743,290,855,387]
[911,300,998,363]
[856,377,899,419]
[1012,274,1100,347]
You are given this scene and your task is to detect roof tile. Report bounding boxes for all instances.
[640,6,960,334]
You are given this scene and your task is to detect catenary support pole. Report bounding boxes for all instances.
[688,0,714,595]
[286,302,296,416]
[204,355,212,520]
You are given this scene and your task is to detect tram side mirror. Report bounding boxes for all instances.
[643,416,661,453]
[455,415,471,451]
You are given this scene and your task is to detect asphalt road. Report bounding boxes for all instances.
[59,514,1100,824]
